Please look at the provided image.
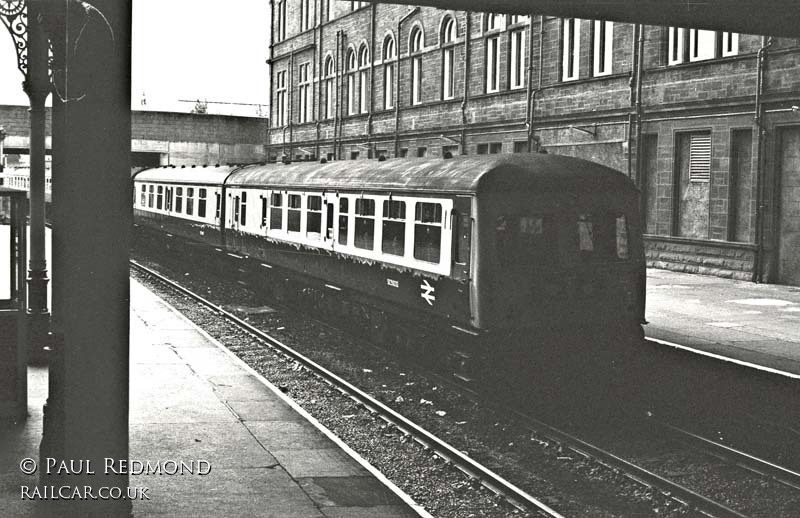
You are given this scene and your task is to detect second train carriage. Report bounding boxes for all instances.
[133,154,646,380]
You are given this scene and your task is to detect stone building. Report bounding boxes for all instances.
[268,1,800,285]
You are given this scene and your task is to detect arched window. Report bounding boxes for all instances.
[358,45,369,114]
[383,35,396,110]
[324,56,335,119]
[485,14,501,92]
[441,16,456,100]
[346,48,357,115]
[410,27,423,105]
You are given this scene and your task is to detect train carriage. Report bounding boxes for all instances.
[132,154,645,383]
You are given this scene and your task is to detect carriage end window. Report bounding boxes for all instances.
[414,202,442,263]
[175,187,183,213]
[354,198,375,250]
[338,198,349,245]
[307,195,322,238]
[269,192,283,230]
[186,187,195,216]
[198,188,207,218]
[382,200,406,256]
[288,194,301,232]
[577,213,630,260]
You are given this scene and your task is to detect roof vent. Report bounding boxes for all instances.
[377,155,387,162]
[215,164,220,167]
[181,165,186,168]
[319,158,328,164]
[442,152,453,159]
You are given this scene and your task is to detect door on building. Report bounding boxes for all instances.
[674,132,711,239]
[777,127,800,285]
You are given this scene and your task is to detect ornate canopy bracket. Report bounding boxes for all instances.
[0,0,28,76]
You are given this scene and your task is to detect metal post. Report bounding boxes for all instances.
[23,0,50,363]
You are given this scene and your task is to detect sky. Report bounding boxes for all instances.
[0,0,270,117]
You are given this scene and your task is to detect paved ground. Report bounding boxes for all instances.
[645,269,800,376]
[0,279,427,518]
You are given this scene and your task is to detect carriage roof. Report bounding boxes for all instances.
[224,154,635,195]
[132,164,239,185]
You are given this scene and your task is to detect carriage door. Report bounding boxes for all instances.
[451,195,472,281]
[324,192,337,247]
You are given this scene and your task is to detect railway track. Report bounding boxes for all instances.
[132,255,800,517]
[130,259,564,518]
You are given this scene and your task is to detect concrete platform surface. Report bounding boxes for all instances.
[645,269,800,376]
[0,279,429,518]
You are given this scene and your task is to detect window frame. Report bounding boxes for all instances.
[592,20,613,77]
[383,35,396,110]
[562,18,580,81]
[410,27,423,105]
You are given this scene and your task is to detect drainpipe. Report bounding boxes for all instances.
[267,0,275,160]
[633,24,645,187]
[460,11,471,154]
[334,30,341,159]
[394,7,419,158]
[367,4,376,154]
[752,36,773,283]
[526,15,543,152]
[288,50,295,160]
[315,13,322,161]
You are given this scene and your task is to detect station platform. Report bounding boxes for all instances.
[645,269,800,377]
[0,279,427,518]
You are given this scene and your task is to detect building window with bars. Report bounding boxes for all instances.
[298,63,312,123]
[509,28,525,89]
[383,35,396,110]
[441,16,456,100]
[275,70,287,127]
[593,20,613,76]
[689,133,712,182]
[410,27,423,105]
[358,45,369,114]
[562,18,580,81]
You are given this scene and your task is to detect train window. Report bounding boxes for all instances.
[233,196,240,224]
[338,198,349,245]
[382,200,405,256]
[616,214,629,259]
[354,198,375,250]
[306,195,322,239]
[240,192,247,225]
[288,194,301,232]
[198,188,207,218]
[165,187,173,211]
[260,196,267,227]
[175,187,183,213]
[140,184,146,206]
[270,193,283,230]
[148,185,154,208]
[215,192,221,220]
[186,188,194,216]
[156,186,163,210]
[414,202,442,263]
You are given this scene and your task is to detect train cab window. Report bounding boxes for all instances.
[354,198,375,250]
[240,192,247,225]
[270,193,283,230]
[496,214,556,265]
[382,200,405,256]
[306,195,322,239]
[186,187,194,216]
[576,213,630,261]
[156,186,163,209]
[198,188,207,218]
[140,184,146,206]
[338,198,349,245]
[148,185,154,208]
[175,187,183,213]
[287,194,301,232]
[414,202,442,263]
